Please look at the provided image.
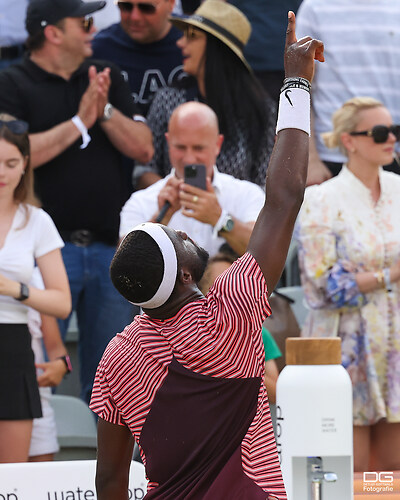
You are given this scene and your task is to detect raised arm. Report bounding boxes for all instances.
[248,12,324,294]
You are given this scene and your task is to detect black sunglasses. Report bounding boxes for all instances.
[0,119,29,134]
[116,1,157,14]
[350,124,400,144]
[183,26,203,40]
[81,16,94,33]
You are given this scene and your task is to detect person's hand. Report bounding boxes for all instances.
[284,11,324,82]
[36,359,67,387]
[96,67,111,119]
[153,176,183,223]
[77,66,99,129]
[180,177,222,226]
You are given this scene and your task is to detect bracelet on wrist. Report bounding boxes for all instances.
[373,270,385,287]
[71,115,91,149]
[133,114,147,124]
[282,76,311,90]
[383,267,392,292]
[281,81,311,93]
[283,76,311,86]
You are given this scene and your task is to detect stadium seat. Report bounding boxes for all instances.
[50,394,97,460]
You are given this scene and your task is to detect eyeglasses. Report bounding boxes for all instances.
[81,16,94,33]
[115,1,157,14]
[0,119,29,134]
[183,25,203,40]
[350,124,400,143]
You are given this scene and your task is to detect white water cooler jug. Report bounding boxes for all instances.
[276,337,353,500]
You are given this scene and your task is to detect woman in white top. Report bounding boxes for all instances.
[0,114,71,463]
[296,98,400,472]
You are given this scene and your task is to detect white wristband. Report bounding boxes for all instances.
[212,209,228,239]
[72,115,91,149]
[133,114,147,124]
[276,87,311,136]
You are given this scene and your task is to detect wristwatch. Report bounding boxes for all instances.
[101,103,114,122]
[16,282,29,301]
[219,213,235,233]
[58,355,73,375]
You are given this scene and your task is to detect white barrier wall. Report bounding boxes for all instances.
[0,460,147,500]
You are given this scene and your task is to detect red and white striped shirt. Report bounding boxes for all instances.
[90,252,287,499]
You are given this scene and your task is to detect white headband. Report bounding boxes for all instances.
[129,223,178,309]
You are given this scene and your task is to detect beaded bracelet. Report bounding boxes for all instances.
[281,81,311,94]
[282,76,311,90]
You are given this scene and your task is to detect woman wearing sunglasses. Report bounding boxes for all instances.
[0,115,71,463]
[296,97,400,472]
[139,0,275,188]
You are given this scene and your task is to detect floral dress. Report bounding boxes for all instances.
[295,166,400,426]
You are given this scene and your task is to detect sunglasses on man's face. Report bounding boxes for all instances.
[0,119,29,134]
[115,1,157,14]
[350,124,400,144]
[81,16,94,33]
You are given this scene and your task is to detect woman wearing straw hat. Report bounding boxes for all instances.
[136,0,276,189]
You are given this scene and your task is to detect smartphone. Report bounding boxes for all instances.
[184,164,207,190]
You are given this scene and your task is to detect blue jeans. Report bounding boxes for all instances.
[59,242,134,403]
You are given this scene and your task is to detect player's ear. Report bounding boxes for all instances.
[178,267,193,285]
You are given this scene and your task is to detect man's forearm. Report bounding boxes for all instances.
[29,120,82,169]
[221,220,254,256]
[101,109,154,164]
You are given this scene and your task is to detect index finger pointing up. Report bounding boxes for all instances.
[285,11,297,48]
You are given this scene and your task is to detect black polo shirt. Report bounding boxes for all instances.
[0,57,137,244]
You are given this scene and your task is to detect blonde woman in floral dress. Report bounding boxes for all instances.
[296,97,400,472]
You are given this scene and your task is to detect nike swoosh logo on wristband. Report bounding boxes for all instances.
[285,89,294,106]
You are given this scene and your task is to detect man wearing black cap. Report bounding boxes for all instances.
[0,0,154,405]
